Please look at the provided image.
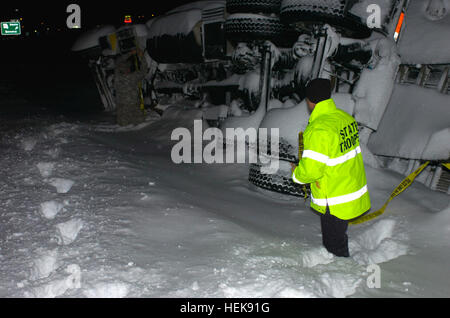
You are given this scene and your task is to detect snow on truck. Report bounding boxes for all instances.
[72,0,450,195]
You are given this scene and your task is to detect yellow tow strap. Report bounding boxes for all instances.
[349,161,431,226]
[133,53,146,116]
[108,33,117,52]
[138,82,145,114]
[297,130,448,225]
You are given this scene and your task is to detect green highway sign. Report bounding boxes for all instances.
[1,21,21,36]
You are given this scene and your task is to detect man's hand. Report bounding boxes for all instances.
[290,162,297,171]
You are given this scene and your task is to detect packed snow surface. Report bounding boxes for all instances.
[368,84,450,160]
[0,108,449,298]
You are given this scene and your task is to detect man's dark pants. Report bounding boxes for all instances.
[320,207,350,257]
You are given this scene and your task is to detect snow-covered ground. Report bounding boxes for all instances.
[0,108,449,298]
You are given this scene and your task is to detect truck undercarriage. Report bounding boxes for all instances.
[72,0,450,195]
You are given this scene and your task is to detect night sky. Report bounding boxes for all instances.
[1,1,199,31]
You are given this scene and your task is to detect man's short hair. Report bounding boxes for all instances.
[305,78,331,104]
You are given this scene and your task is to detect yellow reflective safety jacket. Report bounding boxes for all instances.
[292,98,371,220]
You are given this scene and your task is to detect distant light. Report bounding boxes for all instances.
[124,15,132,24]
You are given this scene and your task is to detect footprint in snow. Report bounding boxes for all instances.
[301,246,335,268]
[43,148,60,159]
[46,178,75,194]
[21,137,37,152]
[349,219,409,265]
[29,249,59,281]
[25,264,81,298]
[83,282,129,298]
[36,162,55,178]
[54,218,84,245]
[39,201,64,220]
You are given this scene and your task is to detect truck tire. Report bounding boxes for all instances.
[247,136,310,197]
[224,14,298,47]
[226,0,282,14]
[280,0,372,39]
[249,163,308,197]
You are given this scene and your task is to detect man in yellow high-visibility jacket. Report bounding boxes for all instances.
[291,79,371,257]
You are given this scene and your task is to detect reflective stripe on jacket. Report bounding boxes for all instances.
[292,98,371,220]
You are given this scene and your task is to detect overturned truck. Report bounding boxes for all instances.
[72,0,450,195]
